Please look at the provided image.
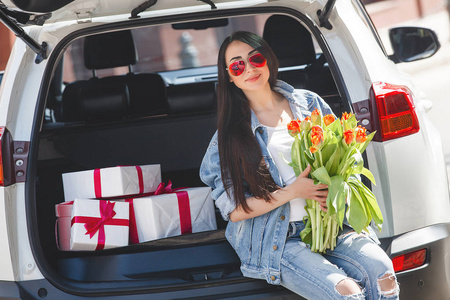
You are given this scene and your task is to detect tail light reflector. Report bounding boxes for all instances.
[392,248,427,272]
[371,82,420,141]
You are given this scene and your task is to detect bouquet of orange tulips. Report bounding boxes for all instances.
[287,109,383,253]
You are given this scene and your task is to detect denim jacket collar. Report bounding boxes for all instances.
[250,80,310,135]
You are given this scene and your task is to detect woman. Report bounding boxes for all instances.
[200,31,399,299]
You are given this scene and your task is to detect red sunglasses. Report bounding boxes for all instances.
[226,53,267,76]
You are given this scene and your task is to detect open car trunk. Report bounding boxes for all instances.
[30,10,346,295]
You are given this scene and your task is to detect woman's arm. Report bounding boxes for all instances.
[200,133,328,223]
[229,165,328,222]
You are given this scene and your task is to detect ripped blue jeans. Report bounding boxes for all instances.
[280,221,400,300]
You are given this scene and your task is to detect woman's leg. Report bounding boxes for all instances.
[280,235,365,300]
[324,229,400,300]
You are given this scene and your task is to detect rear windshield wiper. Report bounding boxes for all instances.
[130,0,158,19]
[130,0,216,19]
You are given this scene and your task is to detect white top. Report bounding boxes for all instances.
[265,125,307,222]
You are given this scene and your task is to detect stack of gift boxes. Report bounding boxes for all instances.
[55,164,217,251]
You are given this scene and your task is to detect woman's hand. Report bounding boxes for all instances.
[229,165,329,222]
[288,165,329,212]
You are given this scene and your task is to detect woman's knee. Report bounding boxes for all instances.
[336,278,363,296]
[377,272,400,297]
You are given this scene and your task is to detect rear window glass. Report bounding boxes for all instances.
[351,0,388,55]
[62,14,322,83]
[63,15,272,83]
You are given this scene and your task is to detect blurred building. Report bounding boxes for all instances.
[0,24,14,70]
[362,0,445,28]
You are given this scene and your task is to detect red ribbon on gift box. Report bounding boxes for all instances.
[154,181,192,235]
[94,166,144,198]
[126,181,192,244]
[71,200,129,251]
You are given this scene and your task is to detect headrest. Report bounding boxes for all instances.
[126,73,169,117]
[263,15,316,67]
[79,81,130,121]
[84,30,137,70]
[167,81,216,115]
[62,80,130,122]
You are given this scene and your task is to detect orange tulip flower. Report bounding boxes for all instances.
[342,112,353,121]
[301,116,312,132]
[287,119,301,137]
[311,108,321,125]
[323,114,335,126]
[310,125,324,153]
[343,129,355,144]
[355,126,367,143]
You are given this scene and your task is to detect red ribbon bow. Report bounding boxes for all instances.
[84,201,117,238]
[71,200,129,251]
[154,180,176,195]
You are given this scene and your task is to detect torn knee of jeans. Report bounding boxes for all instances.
[335,278,364,298]
[377,272,400,297]
[340,230,368,240]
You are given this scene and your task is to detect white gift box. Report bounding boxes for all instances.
[70,199,129,251]
[128,187,217,243]
[55,201,74,251]
[62,164,161,202]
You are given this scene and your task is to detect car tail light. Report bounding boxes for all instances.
[370,82,420,142]
[392,248,427,272]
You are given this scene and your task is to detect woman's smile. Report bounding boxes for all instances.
[246,74,261,82]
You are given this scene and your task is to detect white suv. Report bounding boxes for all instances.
[0,0,449,299]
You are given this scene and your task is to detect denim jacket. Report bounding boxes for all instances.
[199,80,334,285]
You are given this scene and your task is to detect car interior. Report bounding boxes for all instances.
[35,13,342,286]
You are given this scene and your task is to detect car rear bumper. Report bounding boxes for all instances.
[1,278,304,300]
[3,223,449,299]
[388,223,450,299]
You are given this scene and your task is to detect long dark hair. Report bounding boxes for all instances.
[217,31,280,214]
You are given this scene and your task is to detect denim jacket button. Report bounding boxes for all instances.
[280,215,285,221]
[273,245,278,251]
[270,275,276,281]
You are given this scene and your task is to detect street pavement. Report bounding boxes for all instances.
[377,10,450,186]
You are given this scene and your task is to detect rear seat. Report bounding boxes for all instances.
[60,30,167,123]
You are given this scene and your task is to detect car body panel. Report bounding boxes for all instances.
[0,189,15,281]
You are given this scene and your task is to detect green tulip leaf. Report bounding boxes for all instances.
[328,119,343,137]
[361,167,376,185]
[327,175,347,228]
[357,131,376,154]
[354,180,383,230]
[312,166,331,185]
[347,183,368,233]
[326,144,341,176]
